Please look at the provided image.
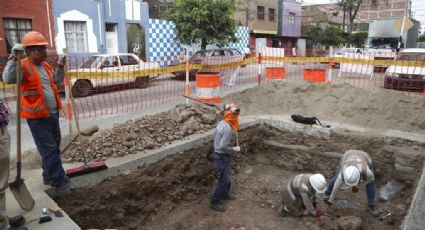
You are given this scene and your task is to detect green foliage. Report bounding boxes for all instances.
[166,0,237,49]
[349,32,368,47]
[303,25,369,48]
[303,25,322,46]
[419,35,425,43]
[303,25,348,48]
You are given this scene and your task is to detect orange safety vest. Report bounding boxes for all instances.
[20,58,62,119]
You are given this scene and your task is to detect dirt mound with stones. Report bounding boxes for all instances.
[62,103,221,163]
[224,81,425,133]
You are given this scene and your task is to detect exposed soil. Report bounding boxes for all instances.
[56,127,422,230]
[224,81,425,134]
[58,81,425,165]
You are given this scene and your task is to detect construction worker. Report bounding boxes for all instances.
[324,149,379,216]
[210,103,240,212]
[0,100,26,230]
[2,31,70,198]
[280,173,327,217]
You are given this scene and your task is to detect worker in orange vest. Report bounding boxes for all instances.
[2,31,70,198]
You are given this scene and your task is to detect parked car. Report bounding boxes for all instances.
[384,48,425,92]
[329,48,362,68]
[65,53,160,97]
[170,48,244,79]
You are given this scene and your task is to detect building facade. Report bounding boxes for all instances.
[302,0,412,32]
[279,0,301,49]
[52,0,149,59]
[0,0,55,56]
[235,0,301,53]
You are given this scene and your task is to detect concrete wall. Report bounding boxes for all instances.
[0,0,55,56]
[281,0,301,37]
[52,0,104,56]
[52,0,149,59]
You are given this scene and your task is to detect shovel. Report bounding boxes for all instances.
[9,51,35,211]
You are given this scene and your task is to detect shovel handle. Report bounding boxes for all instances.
[182,95,217,107]
[16,52,22,179]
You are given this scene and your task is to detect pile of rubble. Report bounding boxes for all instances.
[62,103,222,163]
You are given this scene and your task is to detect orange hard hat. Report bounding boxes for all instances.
[21,31,48,47]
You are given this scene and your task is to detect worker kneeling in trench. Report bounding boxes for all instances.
[280,173,327,217]
[324,149,380,216]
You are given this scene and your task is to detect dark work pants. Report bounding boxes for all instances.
[326,165,376,207]
[210,153,231,204]
[27,113,66,187]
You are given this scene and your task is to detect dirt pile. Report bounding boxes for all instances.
[62,103,221,163]
[224,81,425,133]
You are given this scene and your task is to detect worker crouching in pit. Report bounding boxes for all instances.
[210,103,241,212]
[280,173,327,217]
[324,149,379,216]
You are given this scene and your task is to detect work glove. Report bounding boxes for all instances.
[11,44,24,57]
[58,54,67,66]
[232,146,241,152]
[313,210,325,217]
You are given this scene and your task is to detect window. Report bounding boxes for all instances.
[119,55,139,65]
[64,21,88,53]
[289,12,296,25]
[257,6,265,20]
[269,8,275,21]
[3,18,32,54]
[105,23,117,32]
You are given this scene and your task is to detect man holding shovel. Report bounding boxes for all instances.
[2,31,70,198]
[210,103,241,212]
[0,99,26,230]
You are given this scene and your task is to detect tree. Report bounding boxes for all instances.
[166,0,237,49]
[349,32,368,47]
[419,35,425,42]
[303,25,347,48]
[338,0,363,33]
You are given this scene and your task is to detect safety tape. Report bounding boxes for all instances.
[0,56,423,88]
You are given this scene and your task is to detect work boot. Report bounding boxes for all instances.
[55,183,71,198]
[44,176,70,185]
[368,205,381,217]
[9,227,28,230]
[210,202,225,212]
[8,215,25,228]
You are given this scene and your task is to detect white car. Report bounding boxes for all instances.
[384,48,425,92]
[67,53,160,97]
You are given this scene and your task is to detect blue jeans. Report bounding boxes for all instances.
[27,113,66,187]
[210,153,231,204]
[326,165,376,207]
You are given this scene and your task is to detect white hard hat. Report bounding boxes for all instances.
[309,174,327,193]
[343,166,360,187]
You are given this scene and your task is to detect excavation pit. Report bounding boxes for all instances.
[55,119,424,230]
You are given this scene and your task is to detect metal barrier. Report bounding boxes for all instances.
[1,48,424,121]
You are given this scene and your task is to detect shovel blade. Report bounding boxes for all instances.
[9,179,35,211]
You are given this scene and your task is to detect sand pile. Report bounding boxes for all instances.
[224,81,425,133]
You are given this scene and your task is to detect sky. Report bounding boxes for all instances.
[301,0,425,34]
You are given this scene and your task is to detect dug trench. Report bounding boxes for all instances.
[55,126,423,230]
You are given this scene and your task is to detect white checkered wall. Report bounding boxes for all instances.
[227,26,250,53]
[148,19,184,67]
[148,19,249,66]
